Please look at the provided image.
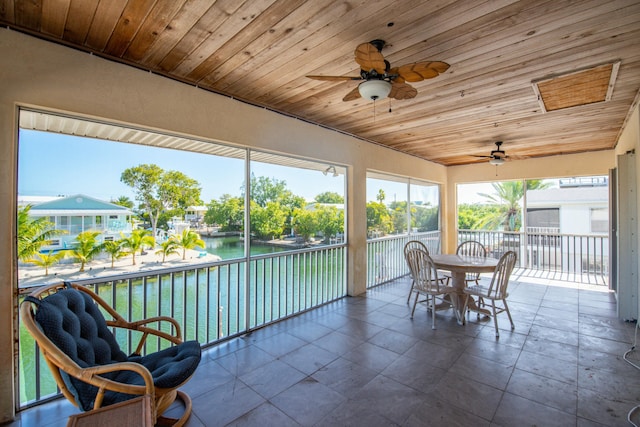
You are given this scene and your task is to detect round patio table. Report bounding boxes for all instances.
[430,254,498,324]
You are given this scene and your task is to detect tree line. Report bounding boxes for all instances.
[18,164,348,275]
[19,163,540,276]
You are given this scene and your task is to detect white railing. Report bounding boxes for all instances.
[17,244,346,408]
[458,229,608,286]
[366,231,442,288]
[364,229,608,288]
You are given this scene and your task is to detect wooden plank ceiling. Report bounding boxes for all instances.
[2,0,639,166]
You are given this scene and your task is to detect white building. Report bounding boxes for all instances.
[525,178,608,274]
[26,194,133,251]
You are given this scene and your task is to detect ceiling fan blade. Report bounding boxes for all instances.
[354,42,386,74]
[389,71,405,84]
[342,86,362,101]
[395,61,450,82]
[472,155,493,158]
[306,75,361,81]
[389,82,417,100]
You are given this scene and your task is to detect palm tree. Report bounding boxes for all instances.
[111,195,134,209]
[119,229,155,265]
[103,240,126,268]
[477,180,551,231]
[17,205,64,261]
[174,229,205,260]
[155,238,181,262]
[69,231,103,272]
[26,250,67,276]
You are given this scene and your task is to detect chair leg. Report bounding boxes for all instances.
[503,299,515,330]
[459,294,470,326]
[156,390,193,427]
[406,280,414,304]
[491,303,499,337]
[431,294,436,330]
[410,292,419,319]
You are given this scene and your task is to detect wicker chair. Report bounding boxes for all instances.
[20,282,201,426]
[462,251,517,337]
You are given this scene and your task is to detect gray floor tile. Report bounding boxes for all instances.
[506,368,578,414]
[450,352,514,390]
[270,377,344,425]
[435,371,504,420]
[367,327,420,354]
[15,278,636,427]
[405,397,491,427]
[312,329,366,356]
[493,392,576,427]
[347,374,429,425]
[465,336,522,366]
[250,331,308,358]
[239,359,306,399]
[522,335,578,363]
[342,341,399,372]
[215,344,276,377]
[225,402,300,427]
[528,322,580,345]
[279,342,339,375]
[404,339,462,370]
[515,349,578,385]
[191,379,265,427]
[317,398,398,427]
[577,387,638,427]
[380,353,447,394]
[311,356,378,395]
[578,363,640,399]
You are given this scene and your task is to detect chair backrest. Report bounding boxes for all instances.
[22,285,128,410]
[486,251,517,298]
[404,247,443,292]
[456,241,488,281]
[404,240,428,278]
[26,287,127,366]
[404,240,429,257]
[456,240,487,258]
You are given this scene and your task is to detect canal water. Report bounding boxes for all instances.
[202,235,287,259]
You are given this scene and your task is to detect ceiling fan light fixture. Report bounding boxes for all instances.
[358,80,392,101]
[489,157,505,166]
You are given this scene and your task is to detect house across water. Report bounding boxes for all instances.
[22,194,133,251]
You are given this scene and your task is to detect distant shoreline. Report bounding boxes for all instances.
[18,248,220,289]
[18,235,333,289]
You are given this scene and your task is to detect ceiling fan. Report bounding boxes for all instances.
[474,141,509,165]
[306,39,449,102]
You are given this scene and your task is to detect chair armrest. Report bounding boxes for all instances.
[80,362,155,409]
[38,336,155,410]
[107,316,183,355]
[130,316,182,339]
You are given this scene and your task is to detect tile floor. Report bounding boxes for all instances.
[9,274,640,427]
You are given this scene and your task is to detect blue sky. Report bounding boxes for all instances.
[18,130,346,203]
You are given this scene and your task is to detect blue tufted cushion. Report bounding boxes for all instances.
[30,287,201,411]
